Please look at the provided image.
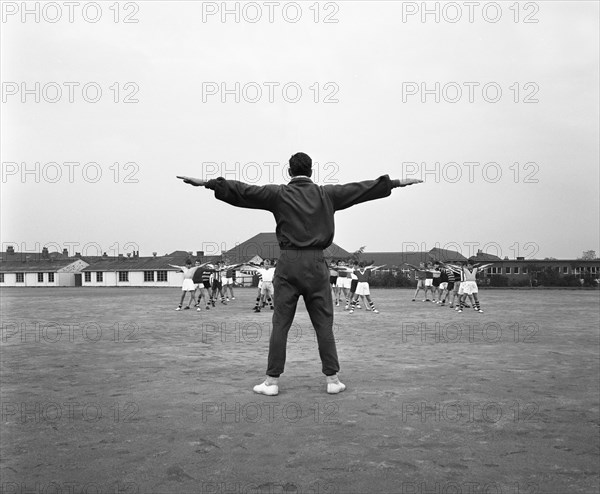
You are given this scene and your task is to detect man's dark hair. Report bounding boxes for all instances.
[289,152,312,178]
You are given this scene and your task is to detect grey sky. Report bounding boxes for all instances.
[1,1,598,259]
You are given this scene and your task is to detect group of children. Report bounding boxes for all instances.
[406,260,492,313]
[173,256,492,315]
[171,258,279,313]
[328,260,385,314]
[171,259,239,311]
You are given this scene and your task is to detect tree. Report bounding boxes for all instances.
[352,246,366,262]
[579,250,597,260]
[525,263,542,287]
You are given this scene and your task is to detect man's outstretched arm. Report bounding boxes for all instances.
[325,175,423,211]
[395,179,424,187]
[177,175,278,210]
[177,176,206,187]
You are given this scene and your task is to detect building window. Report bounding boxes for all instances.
[96,272,103,282]
[144,271,155,282]
[118,271,129,282]
[157,270,168,282]
[591,267,598,274]
[563,266,569,274]
[505,267,511,274]
[0,273,4,283]
[489,267,502,274]
[522,268,528,274]
[84,272,91,282]
[514,267,520,274]
[38,273,44,282]
[16,273,24,283]
[48,273,54,282]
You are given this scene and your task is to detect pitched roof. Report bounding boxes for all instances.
[428,247,468,262]
[82,254,222,272]
[1,251,62,262]
[358,247,467,268]
[221,233,352,263]
[469,251,503,262]
[360,251,431,268]
[0,259,88,273]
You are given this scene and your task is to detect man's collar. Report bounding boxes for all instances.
[289,175,313,182]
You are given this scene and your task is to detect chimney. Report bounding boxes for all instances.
[42,247,49,259]
[103,252,108,257]
[517,256,525,261]
[7,246,15,255]
[62,248,68,256]
[197,251,204,257]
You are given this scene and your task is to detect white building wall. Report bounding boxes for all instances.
[81,270,182,287]
[25,273,37,286]
[82,272,105,287]
[169,271,184,287]
[57,273,74,286]
[106,272,118,286]
[1,273,17,286]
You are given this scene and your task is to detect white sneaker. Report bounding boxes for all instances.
[372,309,379,314]
[253,381,279,396]
[175,306,182,311]
[326,377,346,394]
[196,307,201,312]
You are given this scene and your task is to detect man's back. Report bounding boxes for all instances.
[207,174,396,250]
[272,178,335,250]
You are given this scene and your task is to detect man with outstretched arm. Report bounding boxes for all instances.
[177,152,422,395]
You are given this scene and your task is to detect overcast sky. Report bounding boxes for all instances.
[1,1,598,260]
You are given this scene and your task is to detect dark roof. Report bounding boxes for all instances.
[221,233,352,263]
[360,251,431,268]
[469,251,503,262]
[167,250,193,257]
[82,253,222,272]
[0,251,65,262]
[428,247,468,262]
[359,248,466,268]
[0,259,87,273]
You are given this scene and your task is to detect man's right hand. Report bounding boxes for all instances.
[177,176,206,187]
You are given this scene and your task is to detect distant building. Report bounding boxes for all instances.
[482,258,599,283]
[0,246,88,286]
[360,248,468,279]
[1,241,598,288]
[80,251,221,288]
